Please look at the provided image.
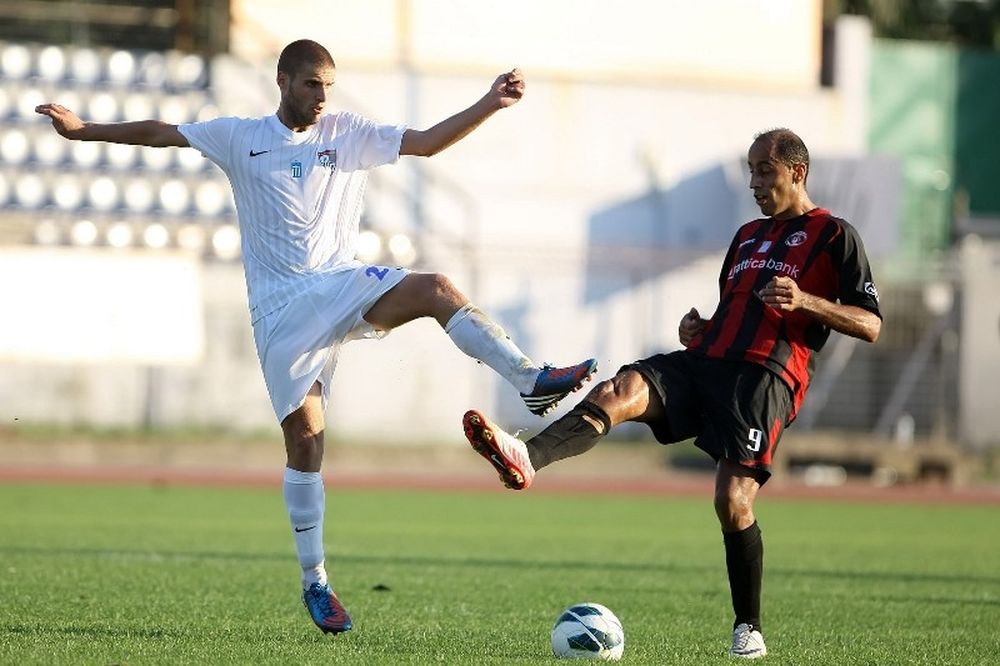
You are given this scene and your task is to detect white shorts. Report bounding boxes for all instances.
[252,265,410,422]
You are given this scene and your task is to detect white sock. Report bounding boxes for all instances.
[283,467,328,589]
[445,303,539,393]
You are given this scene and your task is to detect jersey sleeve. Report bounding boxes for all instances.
[336,112,406,171]
[832,221,882,317]
[177,117,242,169]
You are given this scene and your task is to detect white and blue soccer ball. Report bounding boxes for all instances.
[550,602,625,661]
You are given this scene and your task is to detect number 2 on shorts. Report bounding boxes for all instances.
[365,265,389,281]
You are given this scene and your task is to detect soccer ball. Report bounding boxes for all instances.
[550,602,625,661]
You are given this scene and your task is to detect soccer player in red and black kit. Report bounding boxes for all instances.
[460,128,882,659]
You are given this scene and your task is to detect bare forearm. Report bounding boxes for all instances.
[800,294,881,343]
[70,120,186,147]
[401,96,498,157]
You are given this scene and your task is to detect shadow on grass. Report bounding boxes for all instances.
[1,622,184,640]
[4,545,999,589]
[775,566,1000,587]
[869,594,1000,608]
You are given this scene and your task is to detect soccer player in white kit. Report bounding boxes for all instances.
[36,39,597,634]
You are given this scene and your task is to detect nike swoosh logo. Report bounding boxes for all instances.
[249,149,270,157]
[490,453,507,469]
[294,525,317,533]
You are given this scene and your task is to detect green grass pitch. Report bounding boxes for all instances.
[0,482,997,664]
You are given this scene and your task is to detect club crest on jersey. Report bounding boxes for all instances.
[317,149,337,169]
[785,231,808,247]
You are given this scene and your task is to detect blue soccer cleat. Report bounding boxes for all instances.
[303,582,353,634]
[521,359,599,416]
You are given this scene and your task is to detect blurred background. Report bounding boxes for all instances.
[1,0,998,489]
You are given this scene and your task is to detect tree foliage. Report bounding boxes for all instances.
[825,0,1000,47]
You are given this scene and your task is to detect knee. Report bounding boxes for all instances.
[422,272,460,301]
[281,415,324,469]
[415,272,467,320]
[714,486,754,531]
[588,371,640,402]
[587,378,618,403]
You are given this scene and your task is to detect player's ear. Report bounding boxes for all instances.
[792,162,807,184]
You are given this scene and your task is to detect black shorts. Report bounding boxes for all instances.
[624,351,794,481]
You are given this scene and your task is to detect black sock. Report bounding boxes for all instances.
[525,402,612,470]
[723,521,763,633]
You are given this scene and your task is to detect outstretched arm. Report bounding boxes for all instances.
[399,68,525,157]
[759,276,881,343]
[35,103,189,148]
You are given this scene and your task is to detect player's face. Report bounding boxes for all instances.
[747,139,804,220]
[278,64,335,130]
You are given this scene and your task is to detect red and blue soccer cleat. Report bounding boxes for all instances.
[463,409,536,490]
[521,359,599,416]
[303,582,353,634]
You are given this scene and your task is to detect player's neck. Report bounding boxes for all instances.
[773,196,817,221]
[276,107,317,133]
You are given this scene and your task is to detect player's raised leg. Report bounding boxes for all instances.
[281,383,353,634]
[464,369,663,489]
[363,271,597,415]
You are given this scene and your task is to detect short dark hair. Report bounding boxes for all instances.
[277,39,335,79]
[753,128,809,171]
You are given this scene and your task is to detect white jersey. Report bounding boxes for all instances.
[178,113,406,322]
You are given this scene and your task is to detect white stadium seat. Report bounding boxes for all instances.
[194,180,226,216]
[158,178,190,214]
[123,91,156,121]
[159,95,192,125]
[70,140,103,168]
[0,129,30,165]
[69,219,99,246]
[52,174,85,211]
[105,221,135,248]
[33,129,70,167]
[138,51,168,87]
[1,43,32,79]
[123,177,155,213]
[86,91,120,123]
[142,222,170,249]
[140,144,173,171]
[177,145,205,172]
[69,48,102,84]
[15,173,47,209]
[33,218,63,245]
[168,52,207,88]
[106,142,139,170]
[36,45,67,82]
[88,176,120,211]
[16,86,45,119]
[107,50,137,86]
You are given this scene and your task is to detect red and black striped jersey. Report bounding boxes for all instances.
[688,208,882,417]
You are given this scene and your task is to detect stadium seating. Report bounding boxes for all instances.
[0,40,237,258]
[0,39,417,266]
